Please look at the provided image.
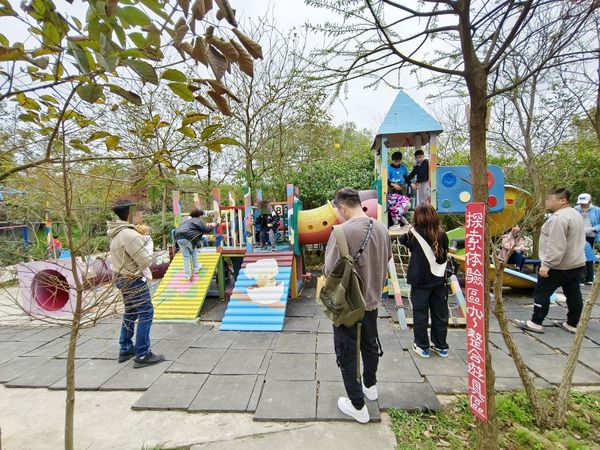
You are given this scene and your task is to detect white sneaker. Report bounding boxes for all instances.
[193,263,203,273]
[337,397,370,423]
[362,383,378,401]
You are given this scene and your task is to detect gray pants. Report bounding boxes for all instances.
[416,182,431,204]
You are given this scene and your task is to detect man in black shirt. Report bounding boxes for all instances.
[174,209,214,280]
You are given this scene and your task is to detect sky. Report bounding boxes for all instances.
[234,0,440,133]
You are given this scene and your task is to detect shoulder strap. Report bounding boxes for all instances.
[409,228,447,277]
[354,219,373,262]
[333,225,350,258]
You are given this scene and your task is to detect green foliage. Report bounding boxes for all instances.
[390,391,600,450]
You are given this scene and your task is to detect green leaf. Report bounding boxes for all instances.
[16,93,41,110]
[77,84,103,104]
[40,95,58,104]
[18,113,39,123]
[205,137,241,146]
[200,123,222,140]
[177,126,196,138]
[126,59,158,85]
[105,135,120,150]
[119,48,146,59]
[67,42,95,73]
[128,32,146,48]
[117,6,151,27]
[182,112,209,126]
[86,131,111,143]
[108,84,142,105]
[139,0,170,20]
[0,33,9,46]
[0,43,24,61]
[161,68,187,82]
[206,143,222,152]
[72,16,82,31]
[69,138,91,153]
[42,21,61,47]
[167,83,194,102]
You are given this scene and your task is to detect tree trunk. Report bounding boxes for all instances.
[552,267,600,426]
[467,66,499,449]
[64,297,82,450]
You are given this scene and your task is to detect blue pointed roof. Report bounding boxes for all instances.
[372,91,443,150]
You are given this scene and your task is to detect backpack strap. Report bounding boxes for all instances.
[332,226,351,258]
[354,219,373,263]
[409,228,447,277]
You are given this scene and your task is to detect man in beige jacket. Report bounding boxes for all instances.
[516,188,585,334]
[108,199,164,368]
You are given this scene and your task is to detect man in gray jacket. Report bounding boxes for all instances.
[323,188,392,423]
[108,199,165,368]
[516,188,585,334]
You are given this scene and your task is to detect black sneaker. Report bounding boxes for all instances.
[133,352,165,368]
[118,347,136,363]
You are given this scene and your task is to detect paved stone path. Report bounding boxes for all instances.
[0,285,598,421]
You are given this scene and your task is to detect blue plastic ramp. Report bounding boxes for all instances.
[220,252,294,331]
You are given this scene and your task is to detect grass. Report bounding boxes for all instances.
[389,390,600,449]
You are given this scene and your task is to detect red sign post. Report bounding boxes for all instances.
[465,202,487,422]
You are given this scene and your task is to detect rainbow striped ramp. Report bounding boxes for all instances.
[220,251,293,331]
[153,252,221,320]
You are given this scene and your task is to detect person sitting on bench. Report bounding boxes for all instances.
[498,226,529,271]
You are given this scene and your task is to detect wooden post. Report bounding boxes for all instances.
[244,186,253,253]
[381,137,389,227]
[429,134,438,209]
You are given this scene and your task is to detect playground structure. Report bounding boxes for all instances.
[14,91,540,328]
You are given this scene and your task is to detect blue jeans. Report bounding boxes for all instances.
[116,277,154,358]
[177,239,199,278]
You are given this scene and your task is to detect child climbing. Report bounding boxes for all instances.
[398,203,449,359]
[387,151,411,229]
[174,209,215,281]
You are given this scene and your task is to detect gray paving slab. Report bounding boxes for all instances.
[150,338,196,361]
[445,331,467,350]
[100,360,172,391]
[523,354,600,385]
[58,338,117,359]
[286,302,318,317]
[316,353,340,382]
[412,349,467,377]
[316,381,380,421]
[254,380,317,421]
[163,324,211,341]
[527,326,597,350]
[583,320,600,344]
[79,323,122,340]
[6,358,84,388]
[19,327,70,342]
[0,341,46,360]
[212,349,267,375]
[377,382,441,411]
[378,304,391,318]
[132,373,208,410]
[22,338,71,358]
[266,353,315,381]
[316,334,334,354]
[456,348,520,378]
[246,375,265,412]
[490,332,557,355]
[392,327,412,351]
[188,374,256,412]
[7,328,50,342]
[167,347,227,373]
[0,357,50,383]
[283,317,318,332]
[378,350,424,383]
[49,359,126,390]
[576,347,600,372]
[144,324,176,339]
[274,333,316,353]
[318,318,333,334]
[230,332,276,350]
[191,330,238,348]
[258,350,273,375]
[426,375,468,394]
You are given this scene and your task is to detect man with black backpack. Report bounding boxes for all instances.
[322,188,392,423]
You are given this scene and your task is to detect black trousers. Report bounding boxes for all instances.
[411,284,448,351]
[583,237,596,283]
[531,267,584,327]
[333,309,380,410]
